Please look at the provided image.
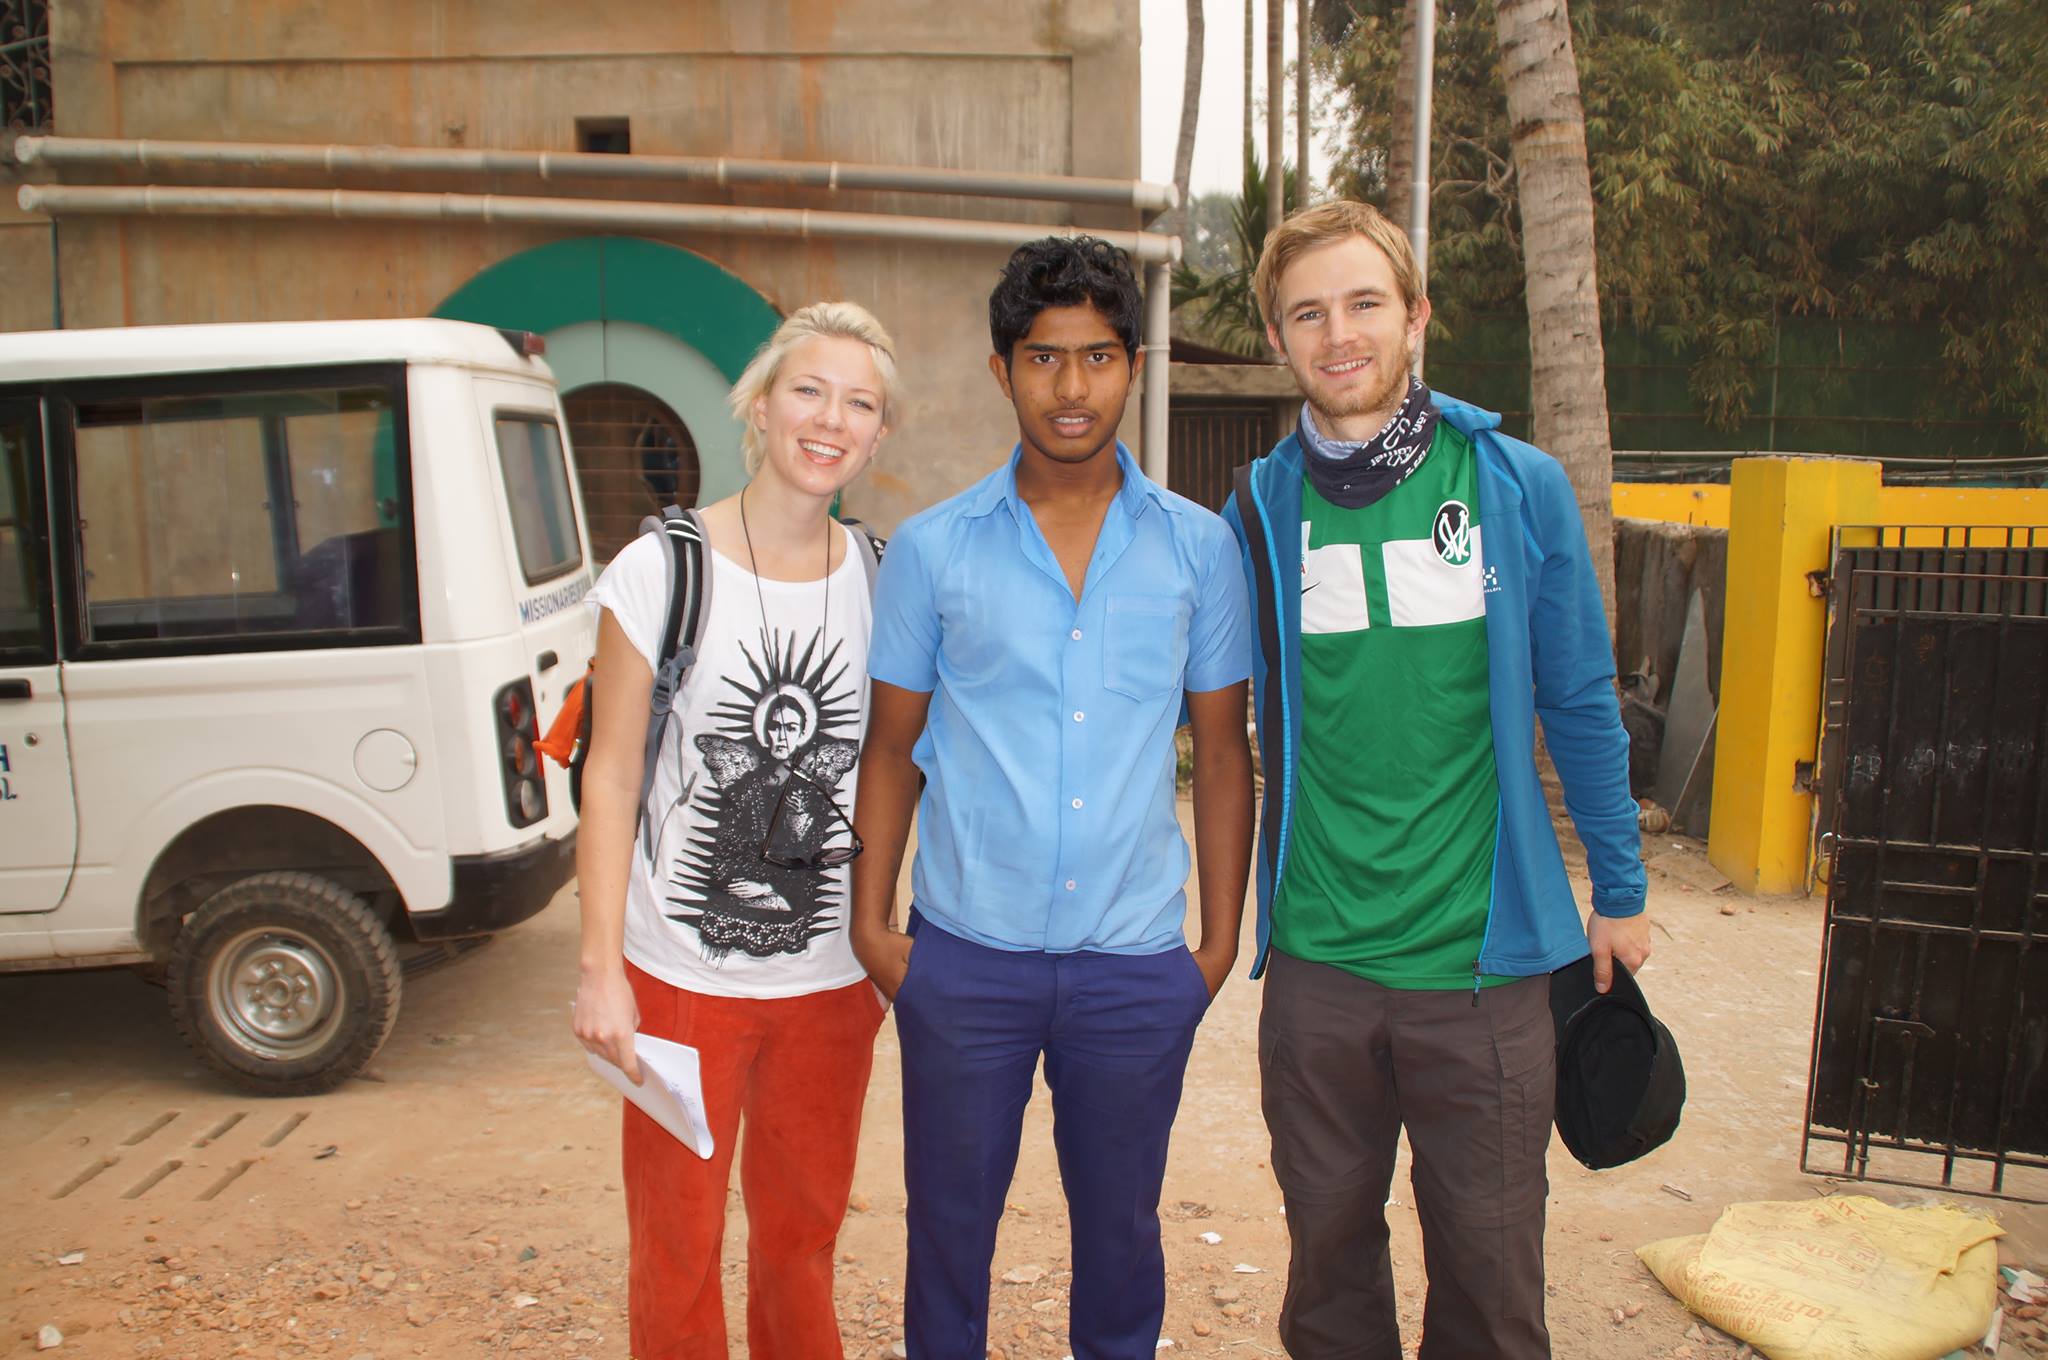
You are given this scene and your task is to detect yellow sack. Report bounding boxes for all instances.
[1636,1196,2001,1360]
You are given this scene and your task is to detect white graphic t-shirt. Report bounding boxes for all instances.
[587,526,871,999]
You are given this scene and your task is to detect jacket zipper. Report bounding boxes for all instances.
[1257,465,1297,932]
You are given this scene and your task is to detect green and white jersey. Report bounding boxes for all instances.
[1275,422,1509,989]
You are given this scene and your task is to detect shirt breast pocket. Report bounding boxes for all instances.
[1102,594,1188,702]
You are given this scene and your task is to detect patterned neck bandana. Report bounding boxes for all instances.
[1298,377,1439,510]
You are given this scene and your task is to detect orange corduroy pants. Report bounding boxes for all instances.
[623,961,884,1360]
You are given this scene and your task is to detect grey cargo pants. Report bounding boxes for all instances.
[1259,949,1555,1359]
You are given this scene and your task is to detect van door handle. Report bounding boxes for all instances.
[537,650,559,673]
[0,678,30,700]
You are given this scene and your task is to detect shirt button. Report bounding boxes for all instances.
[1065,880,1078,892]
[1071,797,1084,809]
[1070,628,1083,640]
[1073,711,1085,723]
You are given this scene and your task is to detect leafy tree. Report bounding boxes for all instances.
[1179,190,1244,275]
[1314,0,2048,440]
[1172,144,1300,357]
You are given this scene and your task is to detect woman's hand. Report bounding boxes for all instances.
[573,964,643,1084]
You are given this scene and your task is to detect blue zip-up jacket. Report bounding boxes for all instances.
[1221,392,1647,981]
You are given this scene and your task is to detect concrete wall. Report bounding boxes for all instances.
[1,0,1147,531]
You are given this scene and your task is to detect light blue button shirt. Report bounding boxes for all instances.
[868,443,1253,954]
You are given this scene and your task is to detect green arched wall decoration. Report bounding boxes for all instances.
[432,235,780,384]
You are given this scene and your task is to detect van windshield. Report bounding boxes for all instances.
[494,415,582,586]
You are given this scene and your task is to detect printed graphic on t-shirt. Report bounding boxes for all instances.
[1303,510,1486,634]
[1382,516,1485,627]
[649,624,861,962]
[1302,524,1370,635]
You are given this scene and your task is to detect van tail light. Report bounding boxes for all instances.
[494,679,549,828]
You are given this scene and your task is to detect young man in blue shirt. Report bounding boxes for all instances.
[852,236,1255,1360]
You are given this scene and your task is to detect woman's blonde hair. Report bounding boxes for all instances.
[728,301,904,474]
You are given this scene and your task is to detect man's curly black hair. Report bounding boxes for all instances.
[988,235,1143,365]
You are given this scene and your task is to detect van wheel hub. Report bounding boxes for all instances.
[208,930,344,1058]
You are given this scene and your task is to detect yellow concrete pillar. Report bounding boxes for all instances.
[1707,457,1882,894]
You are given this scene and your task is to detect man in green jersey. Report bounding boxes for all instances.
[1221,201,1652,1357]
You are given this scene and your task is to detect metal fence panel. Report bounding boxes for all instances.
[1803,528,2048,1200]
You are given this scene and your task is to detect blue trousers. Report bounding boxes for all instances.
[895,918,1212,1360]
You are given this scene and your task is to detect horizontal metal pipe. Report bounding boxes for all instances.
[14,135,1180,214]
[17,183,1182,264]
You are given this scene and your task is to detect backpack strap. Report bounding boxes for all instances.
[837,516,886,592]
[638,505,711,862]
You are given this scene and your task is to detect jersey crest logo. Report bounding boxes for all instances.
[1433,500,1474,566]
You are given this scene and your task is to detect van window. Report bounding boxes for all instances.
[70,381,414,651]
[1,410,49,660]
[494,415,582,586]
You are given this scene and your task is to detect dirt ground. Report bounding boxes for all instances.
[4,814,2044,1360]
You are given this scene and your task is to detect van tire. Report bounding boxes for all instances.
[167,872,402,1096]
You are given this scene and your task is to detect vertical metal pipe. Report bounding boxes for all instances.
[1408,0,1436,280]
[1409,0,1436,376]
[1142,260,1173,486]
[48,221,63,329]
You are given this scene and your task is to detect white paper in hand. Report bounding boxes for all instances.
[586,1033,714,1159]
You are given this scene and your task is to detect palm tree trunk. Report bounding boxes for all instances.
[1295,0,1310,209]
[1386,0,1420,228]
[1495,0,1616,619]
[1173,0,1206,228]
[1266,0,1285,233]
[1244,0,1255,182]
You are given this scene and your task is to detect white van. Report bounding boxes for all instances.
[0,319,593,1093]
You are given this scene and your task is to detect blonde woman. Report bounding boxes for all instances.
[573,302,900,1360]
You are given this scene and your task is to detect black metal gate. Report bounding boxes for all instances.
[1802,525,2048,1200]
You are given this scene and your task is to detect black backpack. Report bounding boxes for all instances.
[553,507,884,851]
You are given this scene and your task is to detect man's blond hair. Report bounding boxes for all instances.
[729,300,903,474]
[1254,201,1426,330]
